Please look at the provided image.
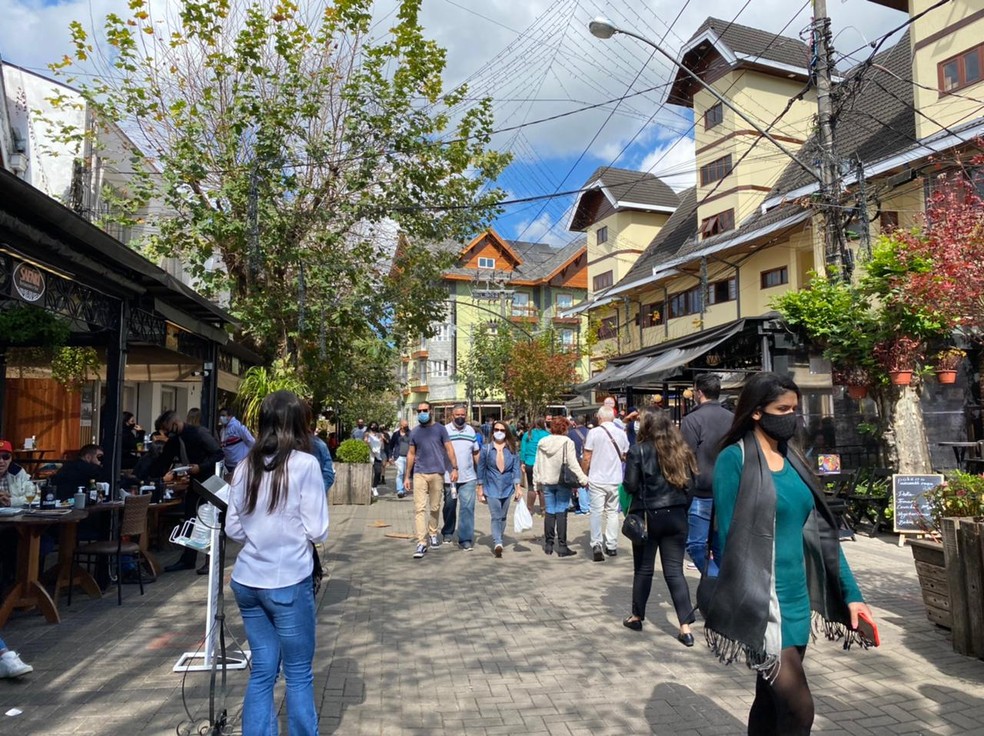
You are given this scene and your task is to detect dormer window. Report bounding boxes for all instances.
[704,102,723,130]
[700,209,735,239]
[700,154,733,186]
[478,257,495,269]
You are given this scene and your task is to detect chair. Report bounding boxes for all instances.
[69,493,152,606]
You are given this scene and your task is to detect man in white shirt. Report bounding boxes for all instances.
[441,404,480,550]
[581,405,629,561]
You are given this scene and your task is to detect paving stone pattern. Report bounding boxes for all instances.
[1,474,983,735]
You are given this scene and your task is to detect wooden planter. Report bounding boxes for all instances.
[935,370,957,384]
[941,518,984,659]
[908,539,951,629]
[889,370,913,385]
[846,384,868,400]
[329,463,373,505]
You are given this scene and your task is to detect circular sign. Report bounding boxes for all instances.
[12,262,46,303]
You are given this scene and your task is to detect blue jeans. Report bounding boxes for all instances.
[543,485,572,514]
[487,494,512,545]
[395,457,407,493]
[577,486,590,513]
[441,480,477,543]
[686,497,719,577]
[231,576,318,736]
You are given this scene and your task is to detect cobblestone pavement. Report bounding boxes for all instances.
[1,475,983,735]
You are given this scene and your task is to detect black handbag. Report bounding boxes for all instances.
[621,511,648,543]
[558,442,582,489]
[311,543,324,596]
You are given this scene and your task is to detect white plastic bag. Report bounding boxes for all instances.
[513,500,533,533]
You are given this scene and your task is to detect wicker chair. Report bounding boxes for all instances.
[69,492,152,606]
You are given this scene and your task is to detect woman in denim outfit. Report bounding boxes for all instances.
[476,422,524,557]
[226,391,330,736]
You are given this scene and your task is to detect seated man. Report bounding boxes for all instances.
[50,444,111,501]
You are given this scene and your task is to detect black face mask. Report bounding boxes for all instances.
[369,425,378,432]
[453,417,466,427]
[758,412,798,442]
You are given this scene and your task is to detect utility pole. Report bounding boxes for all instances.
[813,0,847,278]
[855,158,871,261]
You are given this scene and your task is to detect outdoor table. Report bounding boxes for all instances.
[937,441,981,468]
[0,508,100,626]
[89,498,181,578]
[14,448,54,476]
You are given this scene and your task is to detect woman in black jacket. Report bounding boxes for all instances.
[622,410,699,645]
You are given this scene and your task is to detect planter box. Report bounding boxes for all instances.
[329,463,372,505]
[908,539,951,629]
[942,518,984,659]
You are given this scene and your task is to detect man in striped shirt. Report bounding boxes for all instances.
[441,404,480,550]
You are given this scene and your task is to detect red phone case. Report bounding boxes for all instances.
[856,610,880,647]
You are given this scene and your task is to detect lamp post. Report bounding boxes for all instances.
[587,17,819,185]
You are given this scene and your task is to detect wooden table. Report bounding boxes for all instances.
[13,448,54,475]
[0,509,101,626]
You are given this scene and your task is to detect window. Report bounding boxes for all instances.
[939,44,984,93]
[667,286,702,319]
[597,316,617,339]
[596,225,608,244]
[428,360,450,378]
[641,301,664,328]
[512,292,533,317]
[879,211,899,232]
[593,270,613,291]
[556,293,574,309]
[558,329,576,349]
[707,277,737,305]
[699,154,733,186]
[700,208,735,239]
[416,361,427,384]
[478,256,496,269]
[704,102,723,130]
[432,323,453,342]
[760,266,789,289]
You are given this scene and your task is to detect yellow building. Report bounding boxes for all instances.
[398,229,589,422]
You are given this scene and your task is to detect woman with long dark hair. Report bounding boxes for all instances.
[621,410,698,643]
[476,421,524,557]
[706,372,874,735]
[225,390,329,736]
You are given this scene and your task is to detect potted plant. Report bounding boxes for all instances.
[873,335,922,385]
[331,438,373,505]
[932,347,965,384]
[832,365,872,399]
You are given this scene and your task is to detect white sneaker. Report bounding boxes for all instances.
[0,650,33,678]
[371,487,379,497]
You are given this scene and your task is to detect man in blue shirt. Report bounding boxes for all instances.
[404,401,458,559]
[218,407,255,475]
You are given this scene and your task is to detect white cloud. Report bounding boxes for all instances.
[511,211,569,246]
[638,134,696,192]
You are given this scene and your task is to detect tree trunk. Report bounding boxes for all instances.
[890,385,933,474]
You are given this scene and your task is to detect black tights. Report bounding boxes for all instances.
[748,646,814,736]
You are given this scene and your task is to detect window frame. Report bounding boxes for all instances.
[699,154,733,187]
[596,225,608,245]
[938,44,984,94]
[477,256,496,269]
[760,266,789,289]
[597,316,617,340]
[555,293,574,309]
[700,208,735,239]
[641,301,664,328]
[704,102,723,130]
[667,286,702,319]
[707,276,737,305]
[592,270,614,292]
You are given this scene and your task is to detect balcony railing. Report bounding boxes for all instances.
[510,305,539,322]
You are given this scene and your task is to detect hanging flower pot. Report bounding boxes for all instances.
[846,384,869,400]
[889,370,913,386]
[935,370,957,384]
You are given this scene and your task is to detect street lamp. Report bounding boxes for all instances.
[587,17,818,184]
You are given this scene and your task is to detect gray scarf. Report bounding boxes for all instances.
[703,434,866,682]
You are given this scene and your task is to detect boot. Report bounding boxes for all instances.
[543,513,556,555]
[557,512,577,557]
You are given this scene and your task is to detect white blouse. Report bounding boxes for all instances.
[225,450,330,589]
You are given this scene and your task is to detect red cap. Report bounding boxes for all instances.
[0,440,12,454]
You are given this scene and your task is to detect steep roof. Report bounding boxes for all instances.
[617,187,698,287]
[691,17,813,72]
[769,31,915,197]
[436,230,587,285]
[569,166,679,231]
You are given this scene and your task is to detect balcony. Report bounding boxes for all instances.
[410,384,429,394]
[411,349,429,360]
[509,305,539,324]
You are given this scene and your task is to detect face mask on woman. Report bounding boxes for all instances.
[758,411,797,442]
[493,431,506,442]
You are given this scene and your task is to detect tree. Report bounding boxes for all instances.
[502,334,578,420]
[52,0,510,405]
[454,322,515,403]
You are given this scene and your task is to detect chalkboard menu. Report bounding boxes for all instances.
[892,474,943,533]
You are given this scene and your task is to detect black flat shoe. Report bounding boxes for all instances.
[677,632,695,647]
[543,544,554,555]
[557,549,577,557]
[623,617,643,631]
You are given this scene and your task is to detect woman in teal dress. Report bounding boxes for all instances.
[705,372,876,735]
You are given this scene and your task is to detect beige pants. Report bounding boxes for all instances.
[413,472,445,544]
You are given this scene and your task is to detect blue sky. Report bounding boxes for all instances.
[3,0,907,248]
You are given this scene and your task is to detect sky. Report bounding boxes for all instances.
[2,0,907,248]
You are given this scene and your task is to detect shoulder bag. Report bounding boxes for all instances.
[621,445,648,544]
[559,441,582,489]
[599,424,626,462]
